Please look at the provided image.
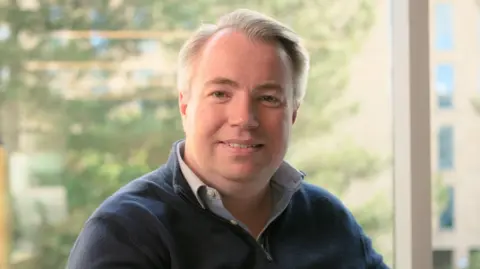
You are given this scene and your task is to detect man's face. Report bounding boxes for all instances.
[179,29,297,183]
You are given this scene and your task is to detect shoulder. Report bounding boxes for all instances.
[293,182,388,267]
[87,164,177,230]
[68,166,176,268]
[293,181,360,229]
[296,181,349,213]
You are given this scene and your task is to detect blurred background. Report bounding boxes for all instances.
[0,0,478,268]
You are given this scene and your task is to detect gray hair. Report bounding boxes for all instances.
[176,9,310,107]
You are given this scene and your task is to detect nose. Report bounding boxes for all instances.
[228,93,259,129]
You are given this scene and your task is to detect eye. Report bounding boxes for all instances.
[259,95,280,105]
[209,90,230,101]
[212,91,227,98]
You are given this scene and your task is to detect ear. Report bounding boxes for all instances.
[179,92,189,132]
[291,109,298,124]
[179,91,188,117]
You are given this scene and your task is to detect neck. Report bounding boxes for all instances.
[182,141,274,236]
[222,182,270,213]
[222,184,273,237]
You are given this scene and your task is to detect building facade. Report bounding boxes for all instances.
[343,0,480,268]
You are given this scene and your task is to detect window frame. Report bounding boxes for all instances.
[392,0,433,268]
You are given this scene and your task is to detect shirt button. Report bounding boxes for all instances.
[207,188,216,198]
[230,220,238,225]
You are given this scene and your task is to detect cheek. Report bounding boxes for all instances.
[262,107,292,124]
[260,110,292,135]
[190,104,225,136]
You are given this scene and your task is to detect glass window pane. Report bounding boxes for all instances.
[436,64,455,109]
[439,186,455,229]
[1,1,395,268]
[438,126,454,170]
[435,3,454,51]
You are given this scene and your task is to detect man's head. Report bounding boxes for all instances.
[177,9,310,191]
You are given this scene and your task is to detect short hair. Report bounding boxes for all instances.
[176,8,310,107]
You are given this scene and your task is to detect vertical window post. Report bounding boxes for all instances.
[392,0,433,268]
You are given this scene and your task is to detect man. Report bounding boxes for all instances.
[67,8,389,269]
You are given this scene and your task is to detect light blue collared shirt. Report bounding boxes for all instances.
[176,141,303,239]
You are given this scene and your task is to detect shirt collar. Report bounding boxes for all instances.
[176,141,207,206]
[176,141,303,207]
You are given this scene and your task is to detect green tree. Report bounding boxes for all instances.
[0,1,388,268]
[279,0,393,262]
[1,2,182,268]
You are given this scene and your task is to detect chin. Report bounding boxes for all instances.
[218,165,261,181]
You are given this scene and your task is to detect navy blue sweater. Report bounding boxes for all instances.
[67,144,389,269]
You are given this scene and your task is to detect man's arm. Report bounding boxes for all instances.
[327,191,390,269]
[67,216,168,269]
[344,208,389,268]
[359,231,390,269]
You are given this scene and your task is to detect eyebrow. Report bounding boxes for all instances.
[204,77,239,88]
[255,81,284,92]
[204,77,283,92]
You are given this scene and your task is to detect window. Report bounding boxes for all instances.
[0,66,9,92]
[90,9,106,29]
[91,69,109,94]
[435,64,454,108]
[434,3,453,50]
[46,70,62,95]
[469,249,480,268]
[133,69,154,86]
[133,7,152,28]
[433,250,453,269]
[49,37,68,50]
[5,1,402,267]
[89,33,109,53]
[49,6,62,22]
[49,37,62,48]
[438,126,454,170]
[29,152,63,186]
[0,67,10,82]
[439,186,454,229]
[0,24,10,41]
[138,40,158,53]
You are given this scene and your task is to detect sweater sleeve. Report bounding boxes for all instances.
[360,231,390,269]
[67,216,168,269]
[325,187,390,269]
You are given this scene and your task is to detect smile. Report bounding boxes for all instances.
[225,143,262,149]
[219,141,264,154]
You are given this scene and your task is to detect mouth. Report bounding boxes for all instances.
[221,142,263,149]
[219,141,264,150]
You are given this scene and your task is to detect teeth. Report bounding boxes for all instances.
[227,143,258,148]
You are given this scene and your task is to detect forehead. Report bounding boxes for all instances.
[194,29,292,86]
